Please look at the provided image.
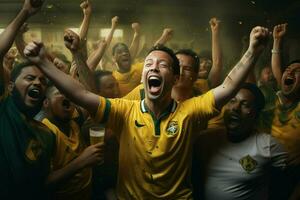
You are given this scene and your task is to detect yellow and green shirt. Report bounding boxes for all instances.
[42,119,91,200]
[95,90,218,199]
[259,93,300,166]
[112,62,143,97]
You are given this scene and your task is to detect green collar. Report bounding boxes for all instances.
[140,99,177,136]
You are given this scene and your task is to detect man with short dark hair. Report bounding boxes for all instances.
[0,1,55,199]
[24,25,269,199]
[194,83,287,200]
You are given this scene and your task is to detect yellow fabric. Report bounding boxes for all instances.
[260,98,300,166]
[95,90,218,199]
[42,119,91,200]
[112,62,143,97]
[123,84,144,100]
[207,107,225,129]
[194,79,210,94]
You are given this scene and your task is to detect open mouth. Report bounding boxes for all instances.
[284,77,294,86]
[28,88,41,99]
[148,76,162,95]
[62,99,71,110]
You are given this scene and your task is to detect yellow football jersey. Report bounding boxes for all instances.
[194,79,210,94]
[42,119,91,200]
[112,62,143,97]
[123,84,144,100]
[259,95,300,166]
[95,91,218,199]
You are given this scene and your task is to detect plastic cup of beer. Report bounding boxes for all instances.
[89,127,105,145]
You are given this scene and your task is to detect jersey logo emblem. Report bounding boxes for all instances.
[135,120,145,128]
[166,121,179,136]
[25,139,43,161]
[239,155,257,173]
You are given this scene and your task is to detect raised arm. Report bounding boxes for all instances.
[154,28,173,46]
[0,0,43,59]
[105,16,119,48]
[208,17,223,87]
[272,23,287,87]
[129,22,141,60]
[79,0,92,41]
[64,29,97,92]
[24,41,99,116]
[213,26,269,109]
[15,23,29,58]
[86,40,107,71]
[0,0,44,96]
[85,16,119,71]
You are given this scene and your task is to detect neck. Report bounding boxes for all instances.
[47,114,71,136]
[172,85,193,102]
[145,95,172,119]
[278,91,300,108]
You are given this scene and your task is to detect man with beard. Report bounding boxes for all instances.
[24,25,269,199]
[193,83,287,200]
[0,0,56,199]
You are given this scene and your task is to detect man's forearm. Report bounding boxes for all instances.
[214,49,259,109]
[0,9,29,58]
[272,38,283,86]
[209,31,223,87]
[73,52,97,92]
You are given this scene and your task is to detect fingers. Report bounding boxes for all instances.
[64,29,80,50]
[112,16,119,23]
[80,0,90,9]
[132,22,140,31]
[24,41,42,57]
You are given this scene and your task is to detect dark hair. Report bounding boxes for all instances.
[198,50,212,60]
[175,49,200,74]
[240,82,265,114]
[147,45,180,75]
[287,59,300,67]
[112,43,129,56]
[94,70,113,91]
[10,61,36,82]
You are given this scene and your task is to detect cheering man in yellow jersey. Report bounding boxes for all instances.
[24,25,269,199]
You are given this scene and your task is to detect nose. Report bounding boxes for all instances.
[231,101,241,112]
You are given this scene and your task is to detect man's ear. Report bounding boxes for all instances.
[7,81,14,93]
[43,98,49,108]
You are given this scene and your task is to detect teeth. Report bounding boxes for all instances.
[149,77,159,81]
[28,89,40,98]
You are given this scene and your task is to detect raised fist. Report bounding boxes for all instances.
[209,17,221,33]
[131,22,141,33]
[64,29,81,52]
[273,23,287,39]
[248,26,270,53]
[23,0,44,16]
[24,41,47,64]
[80,0,92,16]
[111,16,119,28]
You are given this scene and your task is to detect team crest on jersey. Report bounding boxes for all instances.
[166,121,179,136]
[25,139,43,161]
[239,155,257,173]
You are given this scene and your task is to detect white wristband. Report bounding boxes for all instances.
[271,49,280,54]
